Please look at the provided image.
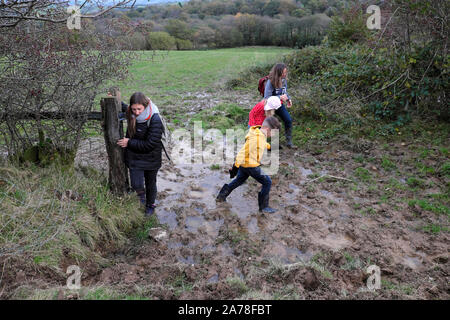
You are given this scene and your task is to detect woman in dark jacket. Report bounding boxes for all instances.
[117,92,163,216]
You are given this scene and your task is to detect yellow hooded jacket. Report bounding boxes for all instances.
[235,126,271,168]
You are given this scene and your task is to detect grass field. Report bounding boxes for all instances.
[112,47,293,102]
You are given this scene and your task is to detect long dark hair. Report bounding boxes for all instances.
[127,92,150,138]
[268,63,287,89]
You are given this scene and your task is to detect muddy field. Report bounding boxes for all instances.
[90,155,447,299]
[73,94,450,300]
[2,89,448,300]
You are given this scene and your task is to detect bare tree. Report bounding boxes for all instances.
[0,0,136,28]
[0,1,137,161]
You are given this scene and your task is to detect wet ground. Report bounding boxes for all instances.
[72,134,449,299]
[3,89,448,300]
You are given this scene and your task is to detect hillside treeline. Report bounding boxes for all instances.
[89,0,356,50]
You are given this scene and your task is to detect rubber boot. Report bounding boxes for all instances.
[137,190,146,206]
[285,126,293,149]
[145,204,156,217]
[261,193,277,213]
[216,184,232,202]
[258,191,263,212]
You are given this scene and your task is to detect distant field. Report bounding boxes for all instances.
[114,47,293,102]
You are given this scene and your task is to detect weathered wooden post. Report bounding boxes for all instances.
[108,87,126,139]
[109,88,130,190]
[101,97,128,195]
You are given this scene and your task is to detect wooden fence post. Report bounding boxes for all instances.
[101,97,128,195]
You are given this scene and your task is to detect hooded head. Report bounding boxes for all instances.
[264,96,282,111]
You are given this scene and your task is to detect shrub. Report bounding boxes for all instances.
[327,7,369,47]
[225,60,280,90]
[175,38,194,50]
[284,45,335,78]
[147,31,176,50]
[128,32,147,50]
[284,41,448,123]
[295,31,324,49]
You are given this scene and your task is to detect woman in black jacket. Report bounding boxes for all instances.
[117,92,163,216]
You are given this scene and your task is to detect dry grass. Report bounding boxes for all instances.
[0,162,144,270]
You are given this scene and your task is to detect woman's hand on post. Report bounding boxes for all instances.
[280,94,288,103]
[287,99,292,108]
[117,138,129,148]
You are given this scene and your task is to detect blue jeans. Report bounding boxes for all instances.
[275,104,292,131]
[228,166,271,199]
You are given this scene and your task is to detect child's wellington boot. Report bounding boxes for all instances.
[261,194,277,214]
[216,184,232,202]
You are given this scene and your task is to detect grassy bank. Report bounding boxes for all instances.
[0,163,145,275]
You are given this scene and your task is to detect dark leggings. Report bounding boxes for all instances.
[129,168,159,208]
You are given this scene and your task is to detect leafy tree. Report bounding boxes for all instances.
[325,6,338,17]
[204,1,227,16]
[165,19,194,40]
[129,32,148,50]
[327,7,368,47]
[235,13,259,44]
[263,0,281,17]
[292,8,312,18]
[147,31,176,50]
[279,0,299,15]
[215,26,244,47]
[175,38,194,50]
[193,25,216,47]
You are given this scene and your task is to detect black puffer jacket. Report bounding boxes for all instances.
[125,113,163,170]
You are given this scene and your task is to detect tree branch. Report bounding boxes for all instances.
[0,0,136,28]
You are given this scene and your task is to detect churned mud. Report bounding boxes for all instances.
[2,89,448,300]
[69,134,449,299]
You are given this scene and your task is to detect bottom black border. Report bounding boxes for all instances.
[1,300,445,319]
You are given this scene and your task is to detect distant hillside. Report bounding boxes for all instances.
[95,0,350,50]
[134,0,188,5]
